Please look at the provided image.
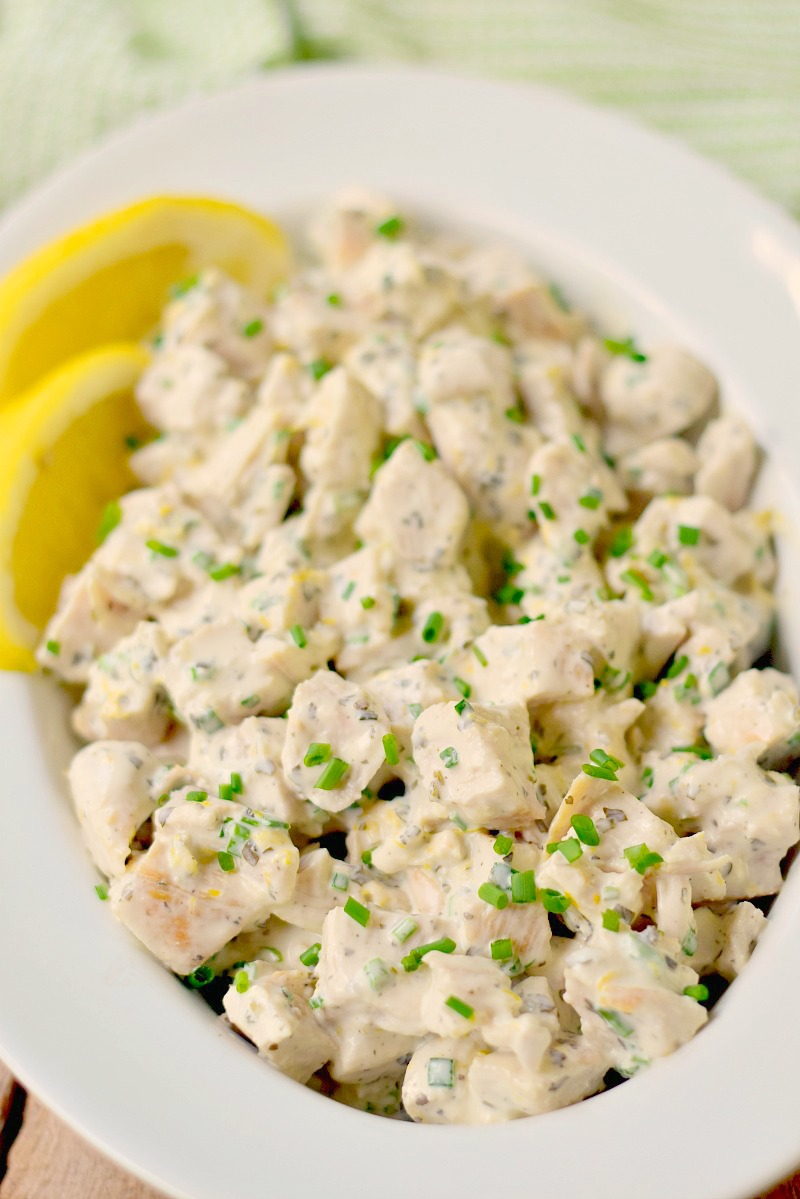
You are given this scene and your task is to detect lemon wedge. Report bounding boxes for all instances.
[0,195,289,403]
[0,344,151,670]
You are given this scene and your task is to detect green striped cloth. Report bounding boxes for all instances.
[0,0,798,216]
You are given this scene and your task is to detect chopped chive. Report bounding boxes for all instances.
[186,790,208,803]
[192,550,215,571]
[505,406,525,424]
[478,882,509,910]
[300,943,321,968]
[579,488,602,510]
[360,595,376,610]
[609,526,633,558]
[422,611,444,643]
[574,528,590,545]
[548,838,583,863]
[218,851,235,872]
[666,654,689,679]
[648,548,668,569]
[494,583,525,605]
[146,539,179,558]
[45,639,60,656]
[493,834,513,856]
[572,433,587,453]
[539,501,556,521]
[602,909,621,932]
[451,813,468,831]
[414,440,437,462]
[672,744,713,760]
[308,358,333,380]
[192,709,224,735]
[620,568,653,601]
[242,318,264,338]
[453,676,471,699]
[598,1007,634,1036]
[309,994,324,1010]
[343,896,370,926]
[640,766,654,790]
[603,336,647,362]
[683,983,709,1002]
[531,474,541,496]
[326,292,342,306]
[408,703,423,719]
[383,733,400,766]
[96,499,122,543]
[454,698,471,717]
[472,644,488,667]
[94,883,108,901]
[590,749,624,770]
[361,849,373,867]
[445,996,474,1020]
[241,694,260,708]
[290,624,307,648]
[678,524,700,546]
[230,772,243,794]
[511,870,536,904]
[186,964,214,988]
[401,938,457,972]
[331,871,349,892]
[315,757,349,790]
[439,746,459,769]
[582,764,618,781]
[376,215,404,238]
[541,888,571,914]
[709,661,731,695]
[391,917,419,944]
[234,969,250,993]
[364,958,390,991]
[428,1057,455,1087]
[219,784,234,801]
[571,814,600,846]
[209,562,239,582]
[170,273,198,298]
[491,938,514,961]
[624,843,664,874]
[635,680,658,700]
[341,580,356,600]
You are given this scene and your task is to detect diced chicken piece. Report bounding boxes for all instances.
[618,438,698,498]
[130,432,204,488]
[705,668,800,768]
[645,748,799,898]
[716,902,767,981]
[600,345,717,455]
[345,323,427,438]
[634,686,706,757]
[355,439,470,570]
[517,541,605,618]
[299,366,382,492]
[530,694,643,795]
[223,966,334,1083]
[211,915,316,975]
[514,339,589,440]
[92,486,229,610]
[419,952,521,1037]
[67,740,160,877]
[255,352,313,429]
[269,274,357,362]
[282,670,392,813]
[428,396,540,530]
[527,438,627,551]
[695,414,758,511]
[72,620,170,745]
[162,618,340,727]
[318,545,397,675]
[365,660,462,745]
[332,1072,404,1116]
[563,928,707,1075]
[110,792,299,973]
[271,847,380,934]
[238,562,326,640]
[188,716,324,835]
[465,1033,608,1123]
[571,335,611,413]
[37,564,140,683]
[412,701,542,828]
[343,241,460,339]
[461,621,595,709]
[402,1034,489,1123]
[310,187,399,273]
[160,268,272,379]
[460,246,586,342]
[417,326,515,412]
[136,344,250,434]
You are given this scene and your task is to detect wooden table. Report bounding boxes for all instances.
[0,1060,798,1197]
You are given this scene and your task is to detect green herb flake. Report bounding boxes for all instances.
[146,539,179,558]
[624,842,664,875]
[678,524,700,547]
[579,488,602,510]
[218,850,235,872]
[422,610,444,643]
[603,335,647,362]
[493,834,513,856]
[94,883,108,901]
[609,526,633,558]
[539,501,557,521]
[683,984,709,1002]
[376,215,405,239]
[439,746,459,769]
[427,1057,455,1087]
[45,639,61,656]
[472,644,488,668]
[445,995,474,1020]
[290,624,308,648]
[241,318,264,338]
[96,500,122,543]
[574,528,590,545]
[541,888,571,914]
[477,881,509,910]
[360,595,376,610]
[383,733,400,766]
[186,790,208,803]
[308,358,333,381]
[490,938,514,961]
[602,909,621,932]
[234,969,250,994]
[300,943,321,968]
[511,870,536,904]
[598,1007,634,1036]
[343,896,370,926]
[620,568,653,601]
[571,814,600,846]
[315,757,349,790]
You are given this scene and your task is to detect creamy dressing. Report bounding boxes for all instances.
[39,188,800,1124]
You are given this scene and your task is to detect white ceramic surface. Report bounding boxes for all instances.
[1,64,800,1199]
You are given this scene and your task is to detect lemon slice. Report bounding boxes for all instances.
[0,195,289,403]
[0,344,151,670]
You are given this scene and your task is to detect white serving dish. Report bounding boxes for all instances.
[1,64,800,1199]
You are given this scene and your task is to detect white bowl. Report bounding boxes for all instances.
[1,64,800,1199]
